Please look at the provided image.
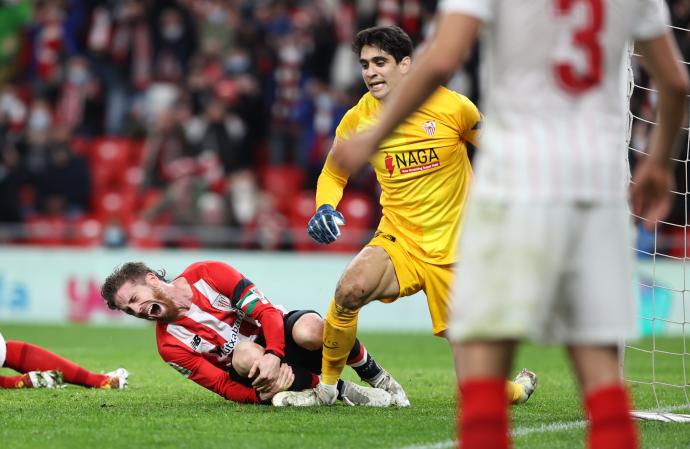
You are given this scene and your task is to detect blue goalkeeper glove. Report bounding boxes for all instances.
[307,204,346,244]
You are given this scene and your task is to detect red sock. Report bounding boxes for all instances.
[585,384,638,449]
[4,341,109,388]
[309,373,319,388]
[0,374,26,388]
[459,378,510,449]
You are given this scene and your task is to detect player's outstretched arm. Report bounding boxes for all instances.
[631,32,690,228]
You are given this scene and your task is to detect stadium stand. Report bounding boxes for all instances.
[0,0,687,254]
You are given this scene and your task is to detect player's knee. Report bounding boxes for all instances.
[231,341,264,377]
[334,277,367,310]
[292,313,323,351]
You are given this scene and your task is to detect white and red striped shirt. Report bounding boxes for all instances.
[439,0,668,203]
[156,261,285,404]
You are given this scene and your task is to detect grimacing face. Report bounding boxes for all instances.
[114,274,179,322]
[359,45,411,101]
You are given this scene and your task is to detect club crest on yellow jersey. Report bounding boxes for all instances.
[422,120,436,136]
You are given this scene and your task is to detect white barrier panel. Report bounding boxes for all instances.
[637,258,689,336]
[1,248,679,335]
[0,248,433,331]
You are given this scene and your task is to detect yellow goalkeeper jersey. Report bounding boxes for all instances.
[318,86,480,265]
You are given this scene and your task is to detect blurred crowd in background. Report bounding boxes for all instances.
[0,0,686,254]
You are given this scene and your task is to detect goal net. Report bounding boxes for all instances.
[624,17,690,422]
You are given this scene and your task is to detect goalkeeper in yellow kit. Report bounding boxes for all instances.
[273,25,536,407]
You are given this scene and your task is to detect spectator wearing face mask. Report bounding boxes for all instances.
[31,125,90,217]
[89,0,151,135]
[23,0,83,102]
[0,140,28,225]
[189,0,237,56]
[56,56,103,137]
[187,97,251,176]
[22,99,53,178]
[0,85,28,132]
[268,34,306,165]
[152,6,198,84]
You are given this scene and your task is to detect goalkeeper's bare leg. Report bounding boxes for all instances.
[273,247,407,406]
[320,246,403,405]
[320,247,533,407]
[275,245,534,407]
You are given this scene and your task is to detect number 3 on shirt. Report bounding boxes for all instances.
[554,0,604,94]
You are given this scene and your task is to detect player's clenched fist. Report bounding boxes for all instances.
[307,204,345,244]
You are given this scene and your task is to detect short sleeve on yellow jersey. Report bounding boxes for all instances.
[335,94,379,140]
[446,91,482,148]
[335,109,358,140]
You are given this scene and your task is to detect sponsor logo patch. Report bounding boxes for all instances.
[210,340,236,359]
[400,162,440,174]
[190,335,202,350]
[395,148,440,175]
[385,153,394,177]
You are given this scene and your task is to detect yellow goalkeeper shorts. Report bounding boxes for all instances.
[367,231,454,337]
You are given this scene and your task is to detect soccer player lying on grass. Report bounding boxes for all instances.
[101,260,404,405]
[273,25,536,407]
[0,331,128,389]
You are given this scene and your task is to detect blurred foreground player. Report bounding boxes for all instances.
[0,331,127,389]
[101,260,402,405]
[334,0,689,448]
[274,25,536,408]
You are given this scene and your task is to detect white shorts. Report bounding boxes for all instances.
[0,331,6,367]
[448,199,638,345]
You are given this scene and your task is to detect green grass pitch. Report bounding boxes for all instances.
[1,324,689,449]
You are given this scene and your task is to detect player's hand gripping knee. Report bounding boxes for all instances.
[250,352,281,392]
[307,204,345,244]
[259,364,295,401]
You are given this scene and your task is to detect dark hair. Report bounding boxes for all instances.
[352,26,413,63]
[101,262,167,310]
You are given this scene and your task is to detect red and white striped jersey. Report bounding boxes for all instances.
[156,261,285,404]
[439,0,668,202]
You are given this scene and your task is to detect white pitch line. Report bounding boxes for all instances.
[393,405,690,449]
[393,420,586,449]
[394,440,455,449]
[512,419,586,436]
[642,404,690,414]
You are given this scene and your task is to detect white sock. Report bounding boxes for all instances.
[317,382,338,400]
